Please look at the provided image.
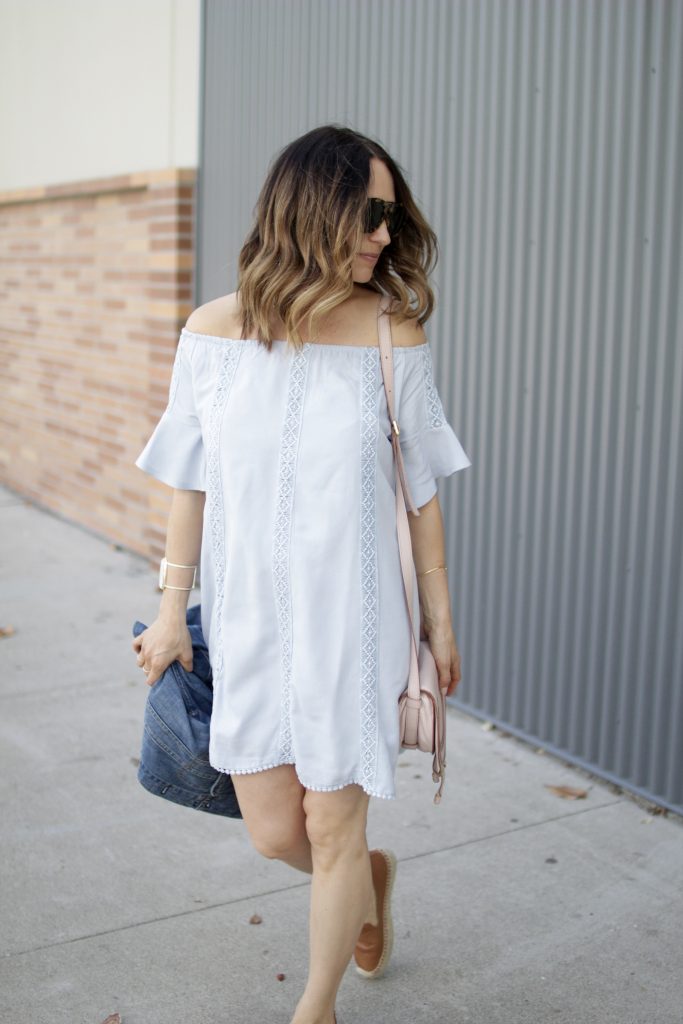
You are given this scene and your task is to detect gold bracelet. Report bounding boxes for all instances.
[417,565,448,577]
[158,556,197,591]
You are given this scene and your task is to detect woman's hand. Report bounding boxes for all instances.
[131,615,194,687]
[423,622,462,698]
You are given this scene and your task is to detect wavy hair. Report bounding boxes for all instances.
[236,124,438,350]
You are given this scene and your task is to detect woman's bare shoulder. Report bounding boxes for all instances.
[389,310,428,348]
[184,289,427,348]
[185,292,241,338]
[349,289,427,348]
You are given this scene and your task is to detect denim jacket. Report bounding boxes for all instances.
[132,603,243,818]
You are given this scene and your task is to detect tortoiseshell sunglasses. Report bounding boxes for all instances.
[364,198,406,235]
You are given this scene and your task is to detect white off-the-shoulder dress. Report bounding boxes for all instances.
[135,324,471,799]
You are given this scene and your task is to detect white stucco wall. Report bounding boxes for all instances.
[0,0,201,191]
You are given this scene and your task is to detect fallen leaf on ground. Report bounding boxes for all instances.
[249,913,262,924]
[544,784,588,799]
[100,1015,121,1024]
[0,625,15,638]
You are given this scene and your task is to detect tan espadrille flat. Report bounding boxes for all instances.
[353,848,397,979]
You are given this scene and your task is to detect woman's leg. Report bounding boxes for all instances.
[231,769,377,1024]
[230,764,313,872]
[289,784,374,1024]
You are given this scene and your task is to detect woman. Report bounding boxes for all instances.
[132,124,471,1024]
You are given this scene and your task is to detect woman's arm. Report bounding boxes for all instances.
[132,488,206,686]
[158,489,206,621]
[408,492,462,696]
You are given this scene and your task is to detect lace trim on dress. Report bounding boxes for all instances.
[206,343,242,710]
[292,772,395,799]
[213,760,295,776]
[209,758,396,799]
[273,347,310,763]
[421,344,447,428]
[359,348,380,790]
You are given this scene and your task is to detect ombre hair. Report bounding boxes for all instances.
[236,124,438,350]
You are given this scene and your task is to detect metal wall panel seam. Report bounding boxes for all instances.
[607,0,645,781]
[620,0,661,786]
[593,0,629,773]
[645,0,683,799]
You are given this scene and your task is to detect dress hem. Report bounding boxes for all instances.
[210,758,396,800]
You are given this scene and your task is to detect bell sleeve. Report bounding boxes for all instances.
[397,343,472,509]
[135,332,206,490]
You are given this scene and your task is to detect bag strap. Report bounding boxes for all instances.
[377,293,448,803]
[376,293,422,705]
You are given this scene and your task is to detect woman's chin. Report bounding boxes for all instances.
[352,262,375,283]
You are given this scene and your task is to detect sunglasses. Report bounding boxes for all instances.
[364,197,406,236]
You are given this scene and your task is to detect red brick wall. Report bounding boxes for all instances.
[0,168,196,564]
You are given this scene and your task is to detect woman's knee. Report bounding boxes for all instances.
[251,821,306,861]
[231,765,307,860]
[303,784,370,855]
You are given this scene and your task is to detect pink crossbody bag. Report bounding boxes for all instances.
[377,294,448,804]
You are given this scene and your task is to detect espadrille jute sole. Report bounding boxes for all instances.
[354,849,397,979]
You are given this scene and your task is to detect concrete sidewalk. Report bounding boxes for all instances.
[0,482,681,1024]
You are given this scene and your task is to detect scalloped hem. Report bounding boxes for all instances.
[210,758,396,800]
[212,759,294,776]
[297,774,396,800]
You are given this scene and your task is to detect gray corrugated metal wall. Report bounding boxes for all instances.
[197,0,683,814]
